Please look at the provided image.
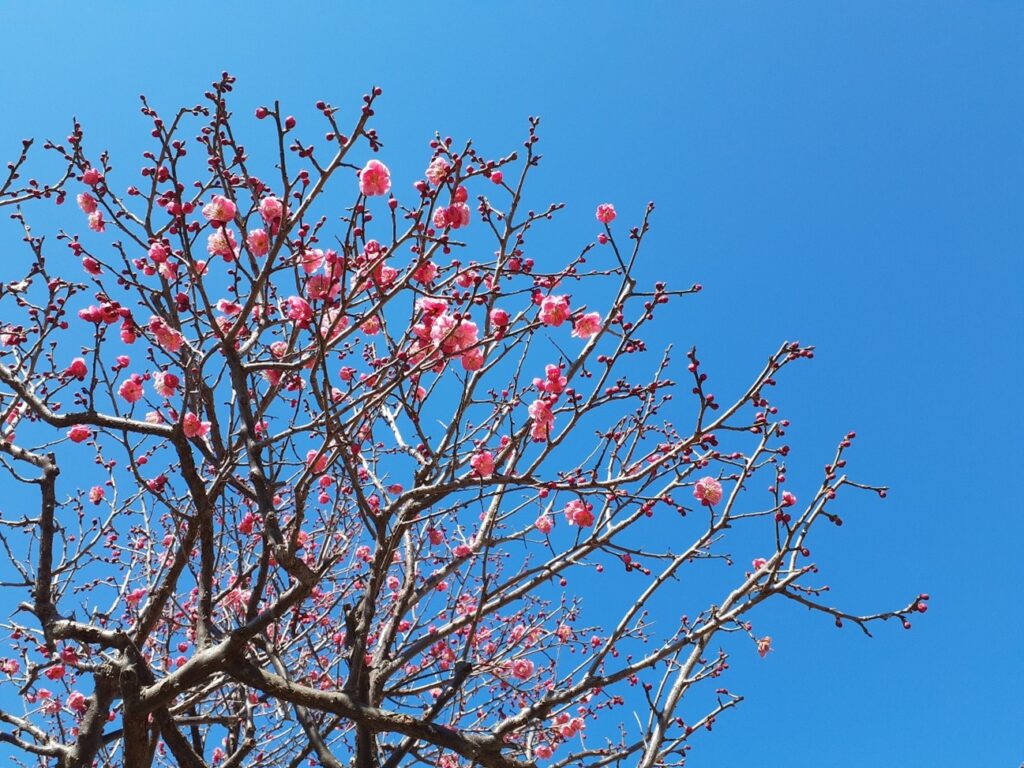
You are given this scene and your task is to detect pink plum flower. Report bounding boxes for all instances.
[89,486,105,505]
[65,357,88,381]
[201,194,237,225]
[757,636,772,658]
[535,515,554,534]
[539,295,570,327]
[66,691,88,715]
[118,376,144,405]
[87,210,105,232]
[259,196,284,232]
[693,477,723,506]
[359,159,391,196]
[182,412,210,438]
[528,399,555,441]
[572,311,602,339]
[564,499,595,528]
[153,371,179,397]
[470,450,495,478]
[595,203,616,224]
[148,317,185,353]
[247,228,270,257]
[67,425,92,443]
[77,193,97,214]
[509,658,535,681]
[752,557,769,571]
[285,296,313,328]
[781,491,797,507]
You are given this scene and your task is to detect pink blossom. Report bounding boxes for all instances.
[757,636,772,658]
[89,486,105,505]
[77,192,97,214]
[359,159,391,196]
[693,477,723,506]
[65,357,88,381]
[490,308,509,327]
[216,299,242,317]
[752,557,768,571]
[595,203,616,224]
[182,412,210,438]
[67,425,92,443]
[535,745,553,760]
[259,196,284,232]
[781,490,797,507]
[285,296,313,328]
[299,248,325,274]
[425,157,450,186]
[528,399,555,441]
[535,515,554,534]
[44,665,65,681]
[153,371,179,397]
[82,167,102,185]
[509,658,535,681]
[125,588,147,606]
[446,202,470,229]
[247,228,270,257]
[148,242,170,263]
[201,194,238,225]
[306,450,329,474]
[66,691,88,715]
[118,376,144,404]
[461,348,485,371]
[412,260,438,285]
[207,228,238,261]
[470,450,495,478]
[564,499,595,528]
[148,316,185,353]
[572,311,602,339]
[539,295,570,327]
[535,364,566,395]
[87,210,105,232]
[238,512,257,535]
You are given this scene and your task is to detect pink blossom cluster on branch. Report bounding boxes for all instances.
[0,74,925,768]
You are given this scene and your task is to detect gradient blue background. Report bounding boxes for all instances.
[1,3,1021,765]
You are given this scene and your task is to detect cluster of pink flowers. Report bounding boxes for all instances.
[564,499,595,528]
[534,364,567,395]
[285,296,314,328]
[64,357,88,381]
[528,398,555,441]
[411,298,482,371]
[148,316,185,353]
[539,295,570,327]
[153,371,179,397]
[182,412,210,439]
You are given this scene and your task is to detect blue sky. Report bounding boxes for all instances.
[0,2,1021,765]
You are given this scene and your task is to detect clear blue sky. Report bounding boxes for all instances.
[1,2,1021,765]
